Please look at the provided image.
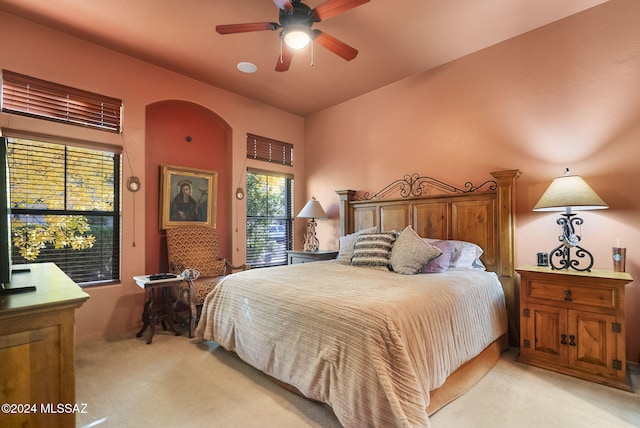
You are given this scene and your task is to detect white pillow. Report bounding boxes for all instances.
[336,226,378,265]
[390,226,442,274]
[424,238,485,270]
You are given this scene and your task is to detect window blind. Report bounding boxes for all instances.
[2,70,122,133]
[246,133,294,166]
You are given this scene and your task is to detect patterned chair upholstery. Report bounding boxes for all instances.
[166,225,247,337]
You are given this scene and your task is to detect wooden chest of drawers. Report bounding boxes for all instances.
[516,265,633,391]
[0,263,89,427]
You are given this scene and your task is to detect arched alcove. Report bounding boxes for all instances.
[145,100,232,274]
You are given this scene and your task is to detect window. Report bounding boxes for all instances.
[246,170,293,268]
[1,70,122,133]
[5,136,120,285]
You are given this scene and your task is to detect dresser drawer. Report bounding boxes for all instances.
[527,279,616,309]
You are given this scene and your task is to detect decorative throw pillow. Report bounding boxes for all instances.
[350,232,397,271]
[336,226,378,265]
[390,226,442,274]
[420,240,455,273]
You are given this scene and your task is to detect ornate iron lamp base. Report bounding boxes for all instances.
[303,219,319,252]
[548,212,593,272]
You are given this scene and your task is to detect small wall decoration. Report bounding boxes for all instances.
[160,164,217,230]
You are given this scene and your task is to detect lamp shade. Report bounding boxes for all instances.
[297,197,327,219]
[533,171,608,212]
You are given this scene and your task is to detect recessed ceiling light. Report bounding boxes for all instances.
[237,62,257,73]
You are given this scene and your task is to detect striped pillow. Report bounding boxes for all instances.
[336,226,378,265]
[350,232,397,271]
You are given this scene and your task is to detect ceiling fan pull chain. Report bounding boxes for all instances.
[279,38,284,64]
[311,40,314,67]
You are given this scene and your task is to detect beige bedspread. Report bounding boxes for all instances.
[195,261,507,428]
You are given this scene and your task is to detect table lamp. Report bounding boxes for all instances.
[297,196,327,251]
[533,168,608,271]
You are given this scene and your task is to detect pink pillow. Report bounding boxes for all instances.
[420,240,454,273]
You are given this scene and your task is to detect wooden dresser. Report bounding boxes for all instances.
[516,265,633,391]
[0,263,89,427]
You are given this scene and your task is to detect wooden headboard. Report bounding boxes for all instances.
[336,170,520,345]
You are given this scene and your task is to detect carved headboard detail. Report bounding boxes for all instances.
[336,169,521,345]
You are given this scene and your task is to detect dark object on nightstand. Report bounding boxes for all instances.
[147,273,177,281]
[536,252,548,267]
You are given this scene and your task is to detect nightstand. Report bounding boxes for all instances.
[287,250,338,265]
[516,265,633,391]
[134,275,183,344]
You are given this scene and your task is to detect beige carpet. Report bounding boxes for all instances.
[75,330,640,428]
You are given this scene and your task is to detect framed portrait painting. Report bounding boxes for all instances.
[160,164,217,230]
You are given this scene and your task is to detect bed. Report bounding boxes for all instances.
[195,170,520,427]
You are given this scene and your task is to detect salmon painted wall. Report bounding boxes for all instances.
[304,0,640,362]
[144,101,231,275]
[0,12,305,340]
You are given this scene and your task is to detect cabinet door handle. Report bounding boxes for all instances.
[564,290,572,302]
[569,335,576,346]
[561,334,567,345]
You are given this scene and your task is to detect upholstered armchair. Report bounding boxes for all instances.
[165,225,247,337]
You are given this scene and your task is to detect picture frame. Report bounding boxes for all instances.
[160,164,217,230]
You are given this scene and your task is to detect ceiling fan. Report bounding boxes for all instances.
[215,0,370,72]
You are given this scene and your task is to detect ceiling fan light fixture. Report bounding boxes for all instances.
[282,26,311,50]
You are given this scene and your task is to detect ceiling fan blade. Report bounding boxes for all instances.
[313,30,358,61]
[273,0,294,11]
[216,22,279,34]
[311,0,370,22]
[275,47,294,72]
